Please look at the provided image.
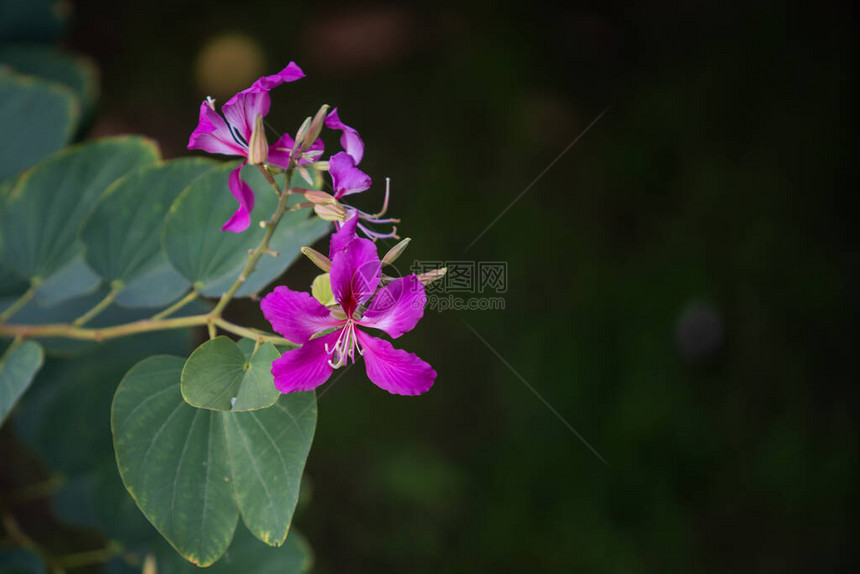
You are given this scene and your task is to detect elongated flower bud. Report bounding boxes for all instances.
[300,104,330,152]
[382,238,411,266]
[247,114,268,165]
[304,190,336,204]
[314,202,347,221]
[301,246,332,271]
[417,267,447,286]
[293,116,312,150]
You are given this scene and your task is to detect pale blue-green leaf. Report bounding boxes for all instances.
[223,391,316,546]
[0,70,79,182]
[0,340,44,424]
[81,158,216,291]
[112,356,238,566]
[0,136,160,281]
[0,45,99,121]
[32,254,101,306]
[181,337,280,412]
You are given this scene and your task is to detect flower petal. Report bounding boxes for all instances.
[329,151,371,199]
[261,286,342,344]
[330,236,380,313]
[361,275,426,338]
[356,331,436,395]
[188,100,246,157]
[329,211,359,258]
[221,163,254,232]
[325,108,364,164]
[222,63,306,143]
[271,330,340,393]
[268,134,324,168]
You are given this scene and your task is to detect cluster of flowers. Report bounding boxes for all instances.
[188,63,440,396]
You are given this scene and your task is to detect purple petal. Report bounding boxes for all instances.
[261,286,342,344]
[329,211,359,258]
[221,163,254,232]
[360,275,426,339]
[188,100,246,157]
[329,152,371,199]
[253,62,305,89]
[271,330,340,393]
[330,237,380,314]
[221,63,306,143]
[356,331,436,395]
[325,108,364,164]
[267,133,296,168]
[268,134,325,168]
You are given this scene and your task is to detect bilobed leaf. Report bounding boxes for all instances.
[0,46,99,122]
[80,158,216,306]
[223,391,316,546]
[181,337,280,412]
[111,356,238,567]
[112,355,316,565]
[32,254,101,306]
[0,70,79,182]
[163,162,329,298]
[114,262,191,308]
[0,136,160,282]
[154,526,312,574]
[0,341,44,424]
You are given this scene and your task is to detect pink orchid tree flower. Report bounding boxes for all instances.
[324,108,400,241]
[260,214,436,395]
[187,62,312,232]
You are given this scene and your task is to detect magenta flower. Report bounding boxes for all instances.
[188,62,305,233]
[260,216,436,395]
[324,108,399,240]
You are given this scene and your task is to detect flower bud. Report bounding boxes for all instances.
[247,114,268,165]
[300,246,332,272]
[314,202,347,221]
[293,116,312,151]
[303,190,336,204]
[300,104,330,152]
[381,238,411,266]
[417,267,447,286]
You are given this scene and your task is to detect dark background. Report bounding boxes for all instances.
[55,1,859,572]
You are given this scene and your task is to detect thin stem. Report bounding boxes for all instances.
[57,541,123,568]
[211,165,294,317]
[0,314,210,342]
[0,476,65,506]
[207,321,217,340]
[0,286,36,323]
[214,318,295,347]
[150,288,199,320]
[72,285,121,326]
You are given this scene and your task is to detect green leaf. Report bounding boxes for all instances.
[155,526,312,574]
[112,355,316,565]
[0,136,160,282]
[81,158,216,305]
[0,341,44,424]
[14,333,198,545]
[0,70,79,182]
[32,254,100,305]
[114,262,191,309]
[222,391,316,546]
[112,356,238,567]
[163,163,330,297]
[181,336,280,412]
[0,45,99,122]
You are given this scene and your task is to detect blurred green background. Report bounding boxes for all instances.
[9,0,859,572]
